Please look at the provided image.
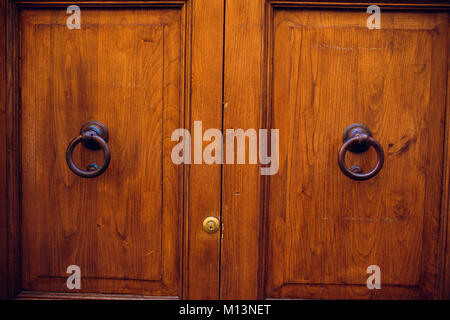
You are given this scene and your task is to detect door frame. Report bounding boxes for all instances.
[0,0,224,300]
[221,0,450,299]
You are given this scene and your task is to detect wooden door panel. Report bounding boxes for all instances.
[266,9,448,299]
[21,8,183,296]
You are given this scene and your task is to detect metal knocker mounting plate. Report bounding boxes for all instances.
[342,123,373,153]
[80,121,109,151]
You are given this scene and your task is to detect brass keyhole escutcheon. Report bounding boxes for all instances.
[202,217,220,234]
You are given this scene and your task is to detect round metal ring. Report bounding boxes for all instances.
[338,135,384,181]
[66,132,111,178]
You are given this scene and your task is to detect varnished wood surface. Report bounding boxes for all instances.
[186,0,223,299]
[20,8,184,296]
[4,0,226,300]
[265,9,448,299]
[443,21,450,300]
[1,0,450,300]
[221,0,265,300]
[5,0,22,299]
[0,0,8,299]
[14,290,178,300]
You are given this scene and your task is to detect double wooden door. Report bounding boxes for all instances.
[1,0,450,300]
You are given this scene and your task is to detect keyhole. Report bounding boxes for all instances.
[203,217,219,234]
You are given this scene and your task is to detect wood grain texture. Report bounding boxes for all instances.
[265,8,448,299]
[3,0,449,301]
[268,0,450,9]
[14,290,178,300]
[443,20,450,300]
[20,7,184,296]
[221,0,265,300]
[5,0,22,299]
[14,0,185,5]
[186,0,223,299]
[0,0,7,299]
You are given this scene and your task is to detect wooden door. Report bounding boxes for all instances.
[221,1,450,299]
[2,0,450,301]
[1,0,224,300]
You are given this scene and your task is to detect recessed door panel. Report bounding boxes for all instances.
[266,9,448,299]
[20,8,183,296]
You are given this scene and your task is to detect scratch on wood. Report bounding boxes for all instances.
[145,250,154,256]
[321,216,396,223]
[315,44,383,51]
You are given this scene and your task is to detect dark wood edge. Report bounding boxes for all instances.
[15,290,179,300]
[269,1,450,10]
[181,0,189,299]
[180,0,189,300]
[441,19,450,300]
[13,0,186,7]
[0,0,8,300]
[5,0,21,300]
[267,283,426,299]
[259,0,272,301]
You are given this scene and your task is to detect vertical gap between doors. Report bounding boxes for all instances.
[218,0,226,300]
